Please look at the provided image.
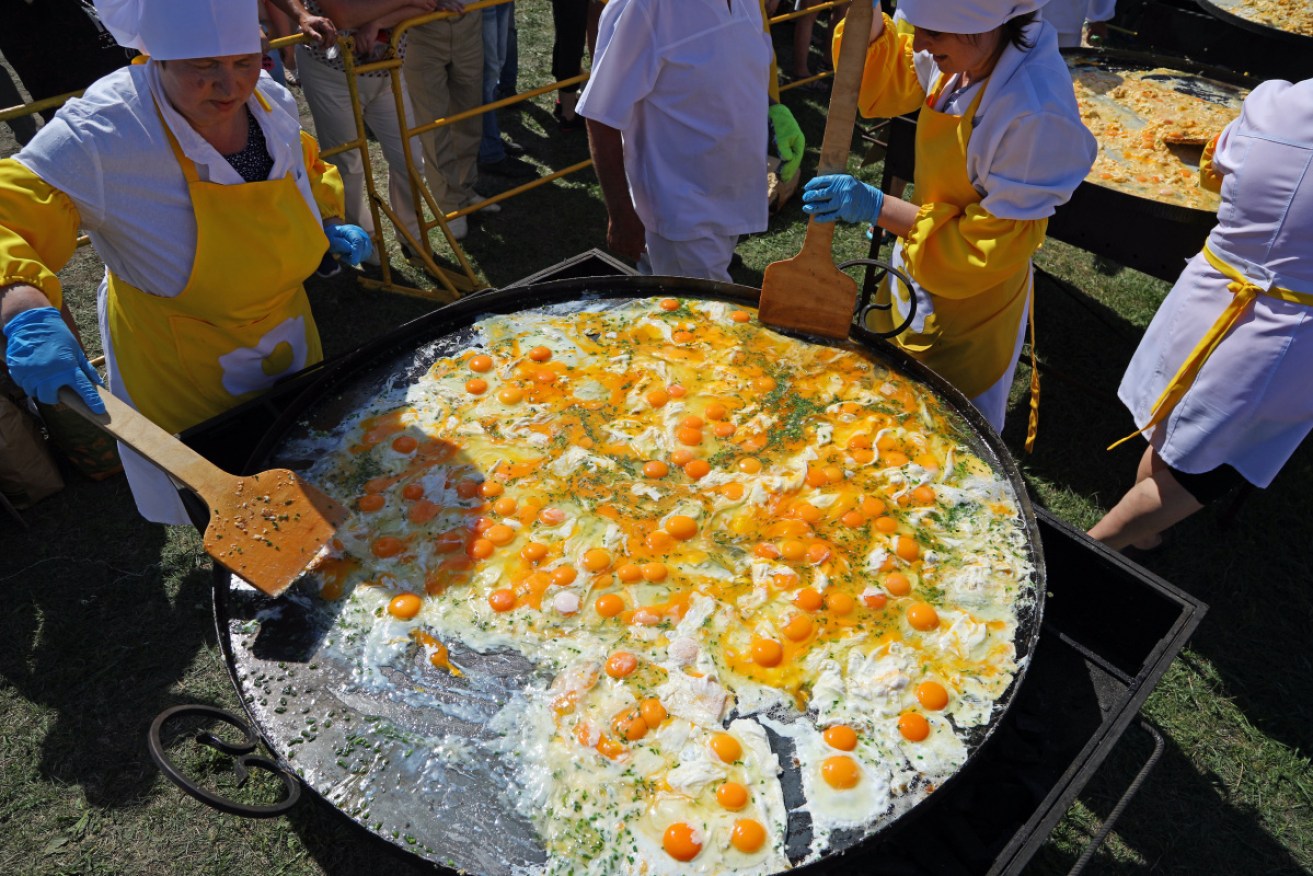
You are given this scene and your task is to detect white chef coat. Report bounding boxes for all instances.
[15,62,332,524]
[1119,78,1313,488]
[898,19,1096,221]
[576,0,772,241]
[1041,0,1117,47]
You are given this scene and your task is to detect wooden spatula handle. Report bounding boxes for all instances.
[58,386,227,501]
[816,0,873,177]
[801,215,838,255]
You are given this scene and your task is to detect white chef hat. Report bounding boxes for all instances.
[94,0,262,61]
[897,0,1050,34]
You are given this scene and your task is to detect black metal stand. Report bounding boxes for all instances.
[148,704,301,818]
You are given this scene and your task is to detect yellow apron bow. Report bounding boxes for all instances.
[1109,245,1313,451]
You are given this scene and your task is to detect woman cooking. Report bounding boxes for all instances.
[1090,78,1313,551]
[0,0,370,524]
[801,0,1095,444]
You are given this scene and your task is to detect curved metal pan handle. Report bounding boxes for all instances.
[838,257,917,338]
[148,704,301,818]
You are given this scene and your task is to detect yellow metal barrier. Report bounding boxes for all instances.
[1,0,845,299]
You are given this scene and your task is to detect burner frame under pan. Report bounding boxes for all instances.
[174,250,1206,875]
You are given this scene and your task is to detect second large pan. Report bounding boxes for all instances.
[214,275,1046,874]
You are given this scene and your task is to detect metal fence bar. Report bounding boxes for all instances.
[3,0,840,294]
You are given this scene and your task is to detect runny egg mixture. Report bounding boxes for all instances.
[303,298,1034,874]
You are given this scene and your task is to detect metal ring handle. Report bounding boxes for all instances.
[838,257,917,338]
[148,704,301,818]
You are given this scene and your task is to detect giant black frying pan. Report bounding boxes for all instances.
[1195,0,1313,45]
[213,275,1046,874]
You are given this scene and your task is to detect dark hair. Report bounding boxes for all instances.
[1002,11,1039,51]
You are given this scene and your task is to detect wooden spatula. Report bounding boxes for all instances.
[60,386,347,597]
[758,0,874,339]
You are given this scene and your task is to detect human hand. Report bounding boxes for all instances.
[299,12,338,49]
[606,209,646,263]
[801,174,885,225]
[871,0,885,40]
[768,104,806,182]
[353,20,384,58]
[2,306,105,413]
[325,224,374,266]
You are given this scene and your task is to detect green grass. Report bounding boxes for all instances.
[4,8,1313,876]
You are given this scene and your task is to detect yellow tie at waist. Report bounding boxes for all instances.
[1109,245,1313,451]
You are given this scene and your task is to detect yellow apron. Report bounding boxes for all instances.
[871,75,1041,449]
[1109,244,1313,450]
[107,95,327,435]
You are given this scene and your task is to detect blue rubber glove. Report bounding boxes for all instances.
[3,306,105,413]
[324,223,373,266]
[768,104,806,182]
[801,174,886,225]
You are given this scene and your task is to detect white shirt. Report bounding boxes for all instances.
[903,20,1097,220]
[15,62,324,298]
[577,0,772,241]
[1041,0,1116,44]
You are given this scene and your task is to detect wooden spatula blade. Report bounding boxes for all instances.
[203,469,348,597]
[759,250,857,339]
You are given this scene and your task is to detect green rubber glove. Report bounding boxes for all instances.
[768,103,805,182]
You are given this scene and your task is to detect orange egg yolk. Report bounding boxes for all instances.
[899,712,931,741]
[582,548,612,572]
[387,593,422,620]
[711,733,742,763]
[907,602,939,631]
[663,823,701,861]
[782,614,814,641]
[606,651,638,678]
[731,818,767,853]
[665,515,698,540]
[640,698,667,727]
[916,681,949,710]
[752,638,784,667]
[595,594,625,617]
[822,755,861,789]
[716,781,749,810]
[823,725,858,751]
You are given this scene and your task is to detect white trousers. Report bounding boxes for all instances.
[639,231,739,283]
[295,47,426,245]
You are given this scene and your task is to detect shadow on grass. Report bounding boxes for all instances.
[1027,716,1311,875]
[0,475,214,808]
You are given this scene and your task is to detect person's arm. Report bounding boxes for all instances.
[352,1,449,52]
[267,0,338,48]
[315,0,435,30]
[833,11,926,120]
[874,196,919,238]
[585,119,645,262]
[0,159,104,410]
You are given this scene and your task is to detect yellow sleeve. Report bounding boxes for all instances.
[760,0,780,104]
[1199,132,1223,194]
[300,130,345,221]
[833,13,926,120]
[902,202,1048,300]
[0,159,82,310]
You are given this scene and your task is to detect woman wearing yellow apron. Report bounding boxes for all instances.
[801,0,1094,444]
[0,0,370,524]
[1090,78,1313,551]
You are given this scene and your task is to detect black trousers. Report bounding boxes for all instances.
[550,0,590,94]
